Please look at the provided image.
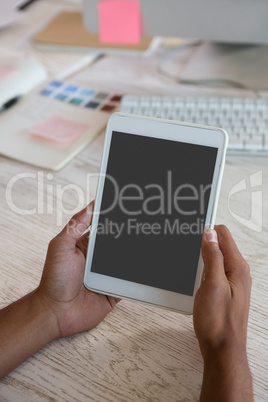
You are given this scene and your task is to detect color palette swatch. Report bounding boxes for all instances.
[39,81,122,113]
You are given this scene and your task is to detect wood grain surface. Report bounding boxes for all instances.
[0,1,267,401]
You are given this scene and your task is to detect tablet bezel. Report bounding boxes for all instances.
[84,113,228,314]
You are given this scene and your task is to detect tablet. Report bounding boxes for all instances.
[84,113,228,314]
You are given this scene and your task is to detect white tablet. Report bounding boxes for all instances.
[84,113,228,314]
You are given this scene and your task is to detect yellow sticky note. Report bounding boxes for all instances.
[98,0,141,44]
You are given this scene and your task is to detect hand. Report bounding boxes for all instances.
[194,225,251,355]
[193,225,253,401]
[36,200,120,339]
[0,201,120,379]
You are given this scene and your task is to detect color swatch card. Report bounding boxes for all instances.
[39,80,121,113]
[0,80,122,170]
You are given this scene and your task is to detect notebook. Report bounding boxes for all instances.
[0,79,122,170]
[0,57,47,108]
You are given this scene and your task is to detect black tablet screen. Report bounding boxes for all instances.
[91,131,218,296]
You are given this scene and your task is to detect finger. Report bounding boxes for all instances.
[76,231,90,257]
[215,225,244,262]
[201,228,225,283]
[215,224,251,283]
[106,296,121,308]
[60,200,95,242]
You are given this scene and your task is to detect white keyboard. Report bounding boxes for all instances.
[120,95,268,154]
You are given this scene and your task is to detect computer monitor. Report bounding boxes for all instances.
[83,0,268,45]
[83,0,268,89]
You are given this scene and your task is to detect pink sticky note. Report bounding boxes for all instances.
[0,66,18,81]
[98,0,141,44]
[30,116,89,145]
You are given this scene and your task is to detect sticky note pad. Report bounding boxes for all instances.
[30,116,89,145]
[98,0,141,44]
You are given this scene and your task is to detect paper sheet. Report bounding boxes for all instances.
[98,0,141,44]
[0,1,22,29]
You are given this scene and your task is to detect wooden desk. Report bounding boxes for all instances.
[0,1,267,400]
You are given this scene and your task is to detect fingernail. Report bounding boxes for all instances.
[204,228,218,244]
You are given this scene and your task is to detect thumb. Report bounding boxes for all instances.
[60,200,94,242]
[201,228,225,283]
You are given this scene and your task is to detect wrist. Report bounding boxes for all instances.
[0,289,60,379]
[203,344,250,373]
[32,289,61,341]
[202,339,248,365]
[200,344,253,402]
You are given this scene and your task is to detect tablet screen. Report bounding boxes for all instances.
[91,131,218,296]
